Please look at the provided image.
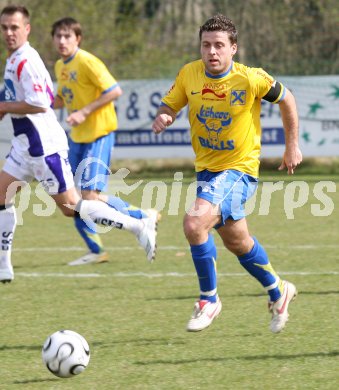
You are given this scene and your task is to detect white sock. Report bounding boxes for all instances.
[77,200,143,235]
[0,205,17,268]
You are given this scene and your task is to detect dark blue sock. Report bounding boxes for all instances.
[190,234,217,303]
[238,237,282,301]
[74,214,103,254]
[106,195,147,219]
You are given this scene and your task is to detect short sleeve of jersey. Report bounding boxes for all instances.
[21,60,52,108]
[161,66,189,113]
[80,55,117,93]
[248,67,275,100]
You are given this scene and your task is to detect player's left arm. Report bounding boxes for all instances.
[262,81,302,175]
[66,85,122,127]
[277,88,302,175]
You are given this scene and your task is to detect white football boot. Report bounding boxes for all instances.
[269,280,297,333]
[136,209,160,262]
[187,296,222,332]
[0,260,14,283]
[68,251,109,266]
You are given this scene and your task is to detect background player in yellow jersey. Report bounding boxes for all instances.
[152,14,302,333]
[51,17,159,265]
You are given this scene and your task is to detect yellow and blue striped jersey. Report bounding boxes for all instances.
[162,60,285,177]
[55,49,119,143]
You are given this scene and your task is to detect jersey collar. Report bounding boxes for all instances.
[205,61,233,79]
[10,41,30,58]
[63,48,79,64]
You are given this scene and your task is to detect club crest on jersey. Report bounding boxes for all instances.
[231,90,246,105]
[196,105,234,151]
[69,71,77,81]
[61,86,74,104]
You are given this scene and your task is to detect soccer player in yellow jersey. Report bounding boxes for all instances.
[152,14,302,333]
[51,17,159,265]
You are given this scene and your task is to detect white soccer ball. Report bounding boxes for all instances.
[42,330,90,378]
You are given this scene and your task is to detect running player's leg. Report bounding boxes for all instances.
[0,149,33,283]
[52,192,158,263]
[184,183,222,332]
[67,138,106,260]
[40,150,157,262]
[84,133,150,218]
[185,169,242,322]
[216,171,296,333]
[215,170,282,300]
[70,134,155,264]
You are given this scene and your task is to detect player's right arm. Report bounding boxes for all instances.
[153,64,189,134]
[3,51,53,117]
[0,100,47,119]
[66,85,122,127]
[152,104,176,134]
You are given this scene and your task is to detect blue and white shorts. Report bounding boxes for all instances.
[196,169,258,227]
[68,132,115,192]
[3,147,74,195]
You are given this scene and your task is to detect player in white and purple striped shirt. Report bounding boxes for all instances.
[0,5,157,284]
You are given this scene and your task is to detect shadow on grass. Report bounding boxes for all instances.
[299,290,339,295]
[14,378,58,385]
[91,338,186,348]
[0,344,41,351]
[147,290,339,302]
[0,338,186,354]
[146,295,197,301]
[146,293,267,301]
[134,350,339,365]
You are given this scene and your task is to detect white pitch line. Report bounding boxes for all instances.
[15,271,339,278]
[16,272,102,278]
[12,244,339,252]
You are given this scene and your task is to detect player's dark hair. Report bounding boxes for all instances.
[0,5,30,23]
[51,17,82,38]
[199,14,237,44]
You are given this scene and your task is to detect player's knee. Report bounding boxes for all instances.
[183,215,203,240]
[224,237,253,256]
[224,240,242,255]
[56,204,75,218]
[81,190,100,200]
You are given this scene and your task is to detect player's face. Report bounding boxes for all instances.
[200,31,237,75]
[0,12,30,54]
[53,27,81,60]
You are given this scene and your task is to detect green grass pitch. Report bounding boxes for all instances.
[0,173,338,389]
